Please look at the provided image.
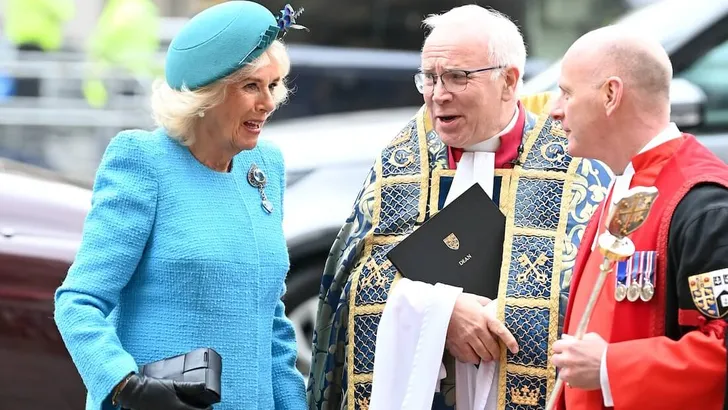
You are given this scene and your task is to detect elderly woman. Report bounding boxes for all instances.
[53,2,307,410]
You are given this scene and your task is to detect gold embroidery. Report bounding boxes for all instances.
[356,396,370,409]
[429,167,454,214]
[358,265,390,289]
[346,106,429,409]
[341,102,607,410]
[387,146,415,168]
[495,110,580,410]
[389,126,411,147]
[517,253,549,284]
[511,386,540,406]
[540,140,567,163]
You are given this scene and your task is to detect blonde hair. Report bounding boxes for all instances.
[151,40,291,145]
[422,5,527,90]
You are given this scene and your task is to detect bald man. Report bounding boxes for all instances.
[549,25,728,410]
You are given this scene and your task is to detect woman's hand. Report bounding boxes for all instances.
[113,373,212,410]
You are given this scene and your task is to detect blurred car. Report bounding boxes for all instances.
[0,159,89,409]
[523,0,728,160]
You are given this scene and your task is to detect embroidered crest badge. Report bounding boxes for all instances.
[688,268,728,319]
[443,233,460,250]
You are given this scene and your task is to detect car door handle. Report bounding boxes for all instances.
[0,227,15,238]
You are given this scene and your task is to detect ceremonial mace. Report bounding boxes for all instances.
[544,186,659,410]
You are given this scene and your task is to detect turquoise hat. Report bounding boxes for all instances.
[165,1,302,91]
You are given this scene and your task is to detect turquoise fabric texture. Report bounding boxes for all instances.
[165,1,279,90]
[53,129,306,410]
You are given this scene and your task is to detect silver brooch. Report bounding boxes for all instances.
[247,163,273,214]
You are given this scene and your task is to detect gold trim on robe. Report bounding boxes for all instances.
[307,99,612,410]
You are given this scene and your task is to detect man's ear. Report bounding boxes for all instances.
[602,76,624,116]
[502,66,520,101]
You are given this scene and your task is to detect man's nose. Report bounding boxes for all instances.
[431,81,452,104]
[550,100,564,121]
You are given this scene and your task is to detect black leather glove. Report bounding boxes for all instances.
[115,373,212,410]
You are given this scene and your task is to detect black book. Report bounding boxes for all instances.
[386,183,506,299]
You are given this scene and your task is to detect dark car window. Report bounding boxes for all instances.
[676,38,728,132]
[668,11,728,134]
[272,65,422,121]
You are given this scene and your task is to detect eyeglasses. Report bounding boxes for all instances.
[414,65,505,94]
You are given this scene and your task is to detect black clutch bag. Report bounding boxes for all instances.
[138,347,222,407]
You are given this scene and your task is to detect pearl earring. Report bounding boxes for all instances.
[198,111,205,117]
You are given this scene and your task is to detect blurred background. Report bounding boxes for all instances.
[1,0,728,407]
[0,0,639,182]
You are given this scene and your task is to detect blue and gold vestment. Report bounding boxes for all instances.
[307,97,612,410]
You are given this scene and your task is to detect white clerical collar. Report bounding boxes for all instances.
[464,105,519,153]
[445,106,519,206]
[592,122,681,251]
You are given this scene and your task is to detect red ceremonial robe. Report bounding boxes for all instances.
[559,134,728,410]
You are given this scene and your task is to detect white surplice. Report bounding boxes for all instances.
[369,108,519,410]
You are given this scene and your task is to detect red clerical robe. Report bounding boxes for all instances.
[559,134,728,410]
